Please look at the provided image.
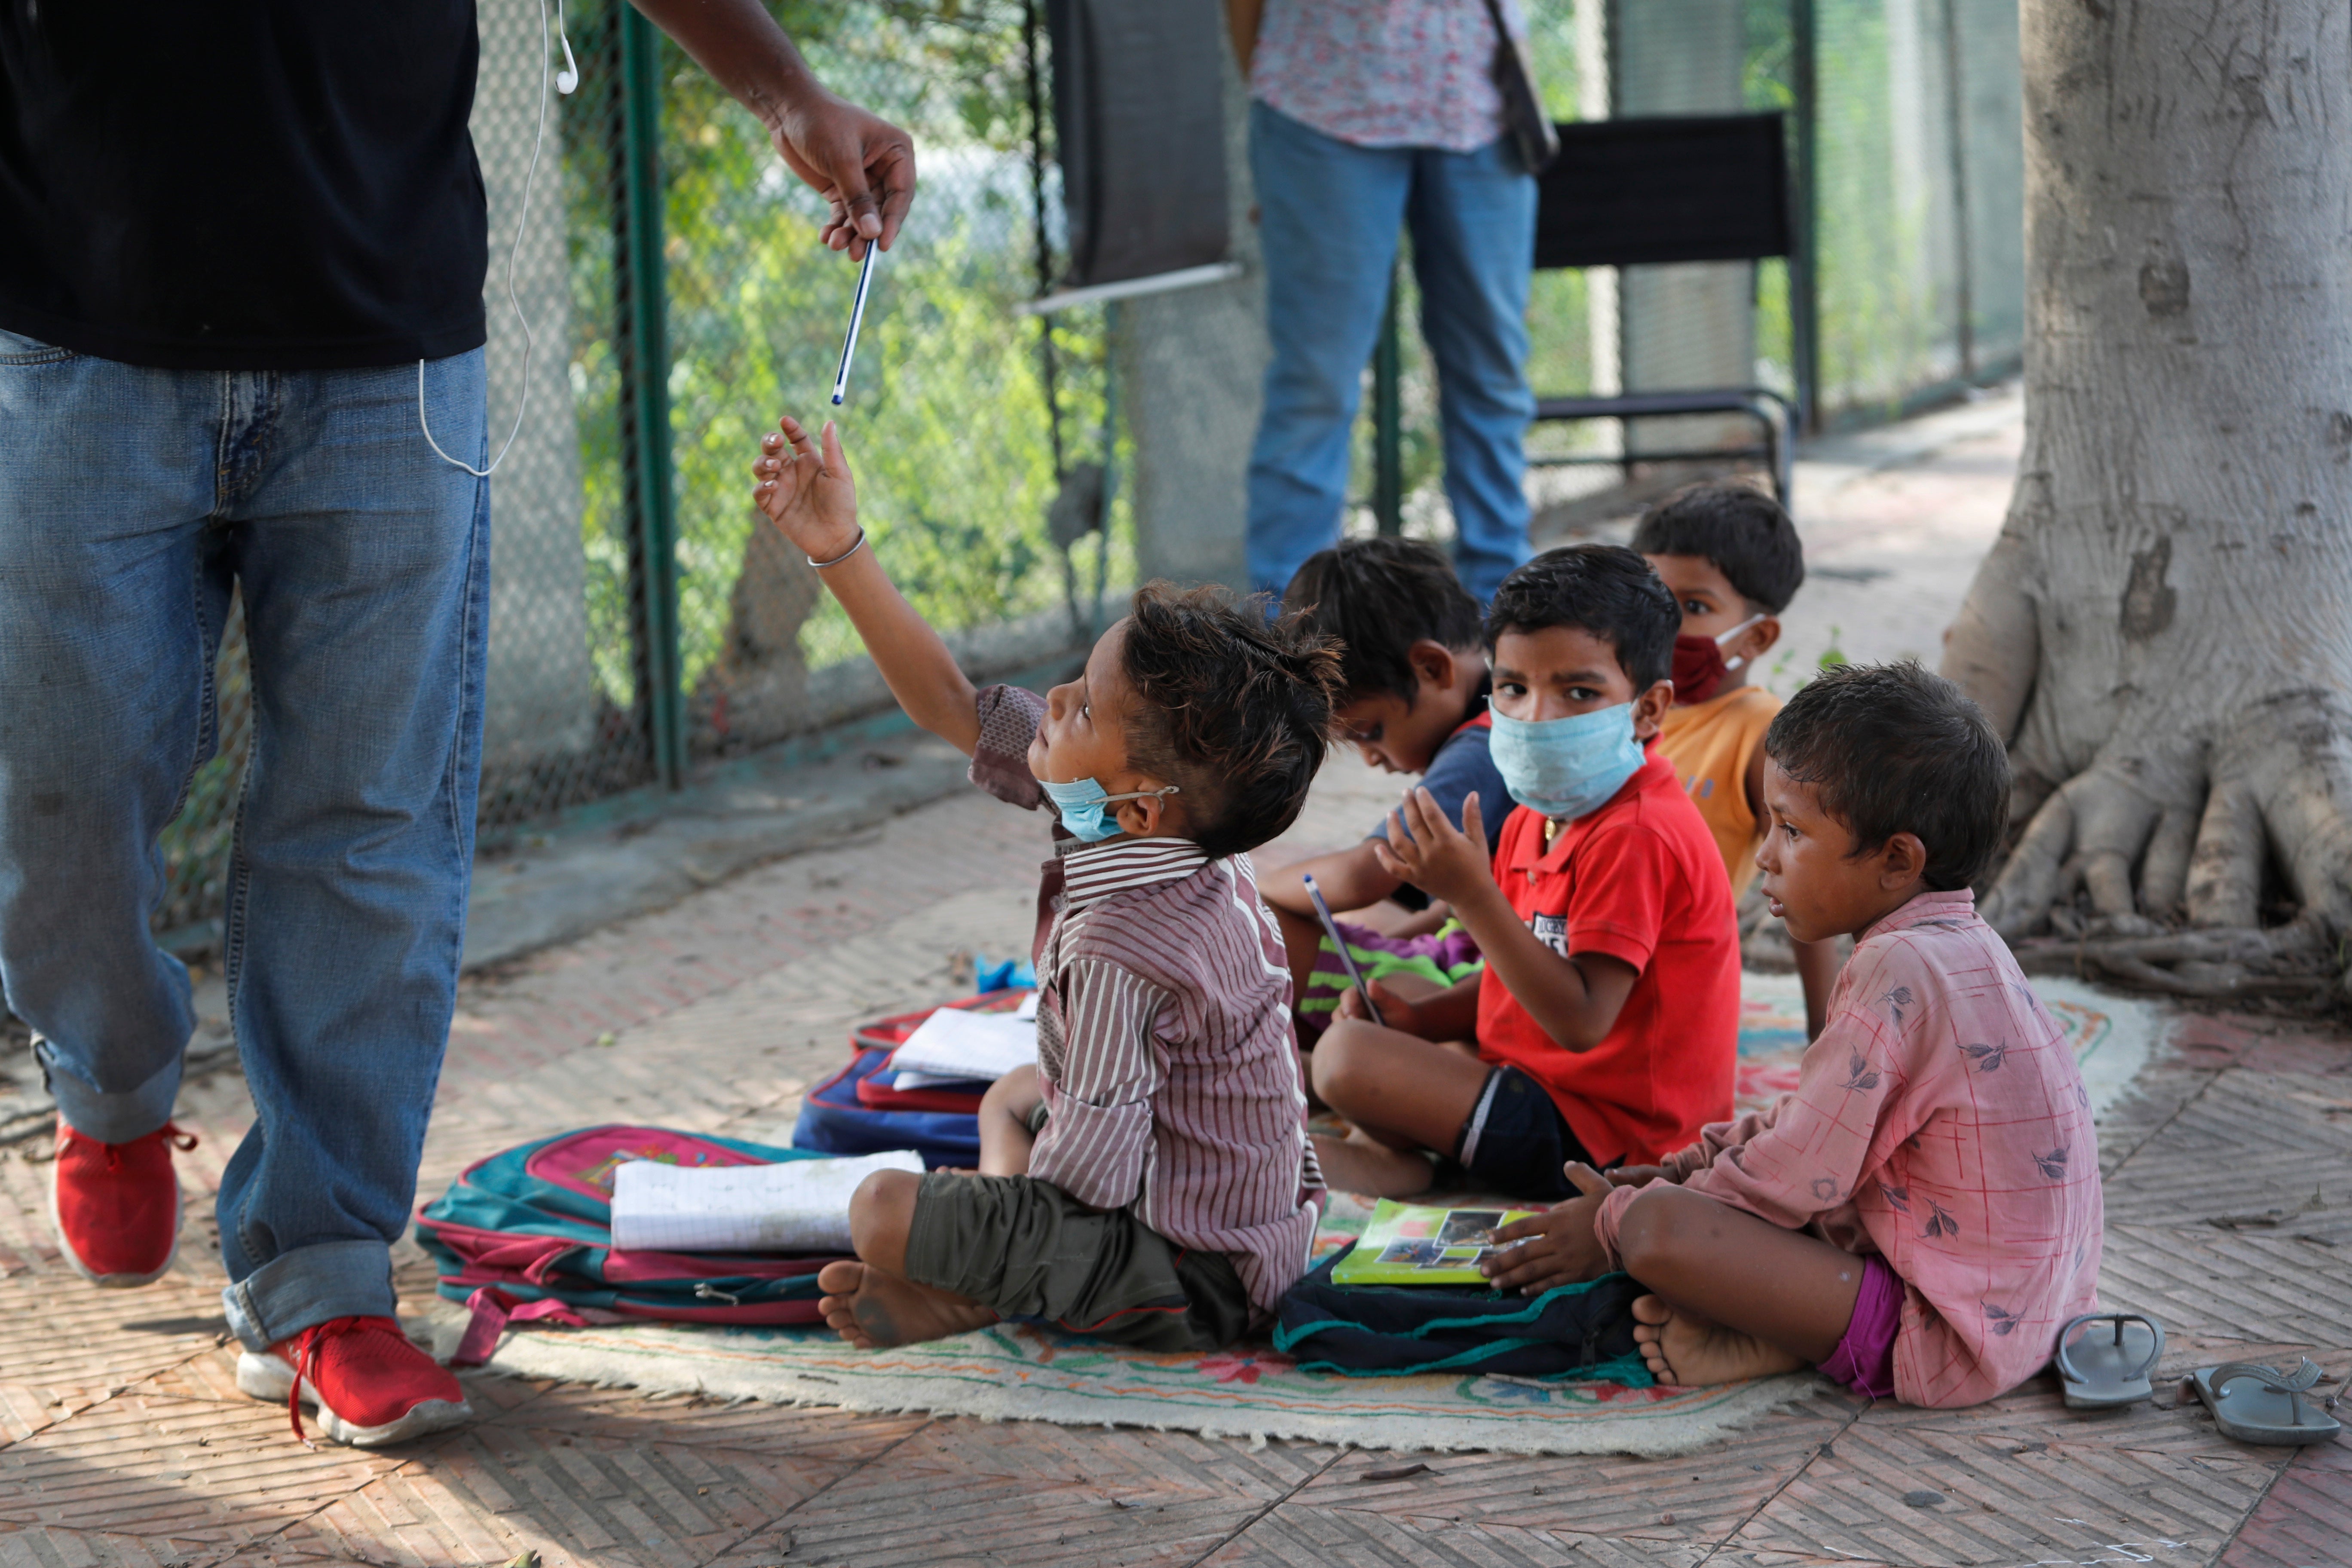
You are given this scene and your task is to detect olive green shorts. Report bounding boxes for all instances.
[902,1171,1251,1354]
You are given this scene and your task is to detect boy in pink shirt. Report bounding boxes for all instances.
[1482,662,2102,1408]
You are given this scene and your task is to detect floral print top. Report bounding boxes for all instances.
[1251,0,1523,152]
[1593,890,2105,1408]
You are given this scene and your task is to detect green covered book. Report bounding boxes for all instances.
[1329,1199,1541,1288]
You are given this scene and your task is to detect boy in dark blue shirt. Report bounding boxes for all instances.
[1264,539,1506,1044]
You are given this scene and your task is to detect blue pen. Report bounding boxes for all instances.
[830,241,880,406]
[1302,873,1384,1028]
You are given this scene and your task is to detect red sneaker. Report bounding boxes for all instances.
[236,1315,473,1447]
[50,1121,196,1287]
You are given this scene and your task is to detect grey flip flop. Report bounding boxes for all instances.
[2189,1359,2343,1445]
[2053,1312,2165,1409]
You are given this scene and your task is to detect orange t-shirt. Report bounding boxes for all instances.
[1657,684,1781,897]
[1472,750,1741,1167]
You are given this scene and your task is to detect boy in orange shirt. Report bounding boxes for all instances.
[1634,484,1839,1035]
[1310,546,1740,1202]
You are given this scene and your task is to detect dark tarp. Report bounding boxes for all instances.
[1046,0,1229,289]
[1534,113,1792,270]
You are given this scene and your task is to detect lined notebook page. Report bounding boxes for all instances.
[609,1150,923,1253]
[887,1007,1037,1081]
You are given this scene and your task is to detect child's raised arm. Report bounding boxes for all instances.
[753,415,980,755]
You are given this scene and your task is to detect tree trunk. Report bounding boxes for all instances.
[1941,0,2352,1003]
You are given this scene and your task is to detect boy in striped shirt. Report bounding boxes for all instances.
[753,414,1338,1351]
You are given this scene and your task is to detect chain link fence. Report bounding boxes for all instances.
[151,0,2024,950]
[1801,0,2024,419]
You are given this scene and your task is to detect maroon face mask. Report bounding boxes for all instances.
[1670,615,1766,706]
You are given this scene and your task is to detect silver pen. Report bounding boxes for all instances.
[830,241,880,406]
[1302,873,1384,1028]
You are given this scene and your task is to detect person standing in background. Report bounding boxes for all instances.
[1230,0,1540,606]
[0,0,911,1448]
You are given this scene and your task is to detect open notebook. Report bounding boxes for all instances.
[888,999,1038,1087]
[609,1149,924,1253]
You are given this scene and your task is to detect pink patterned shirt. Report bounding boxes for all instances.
[967,686,1325,1320]
[1595,891,2104,1408]
[1251,0,1522,152]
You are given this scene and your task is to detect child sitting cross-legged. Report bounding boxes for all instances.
[1259,539,1504,1047]
[1309,545,1742,1203]
[1479,662,2104,1407]
[751,415,1336,1353]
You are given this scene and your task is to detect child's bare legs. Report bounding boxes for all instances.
[816,1170,1000,1348]
[977,1064,1041,1177]
[1309,1019,1491,1197]
[1614,1185,1867,1385]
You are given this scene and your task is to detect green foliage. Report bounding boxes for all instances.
[1807,0,1945,414]
[565,0,1106,699]
[1522,3,1586,121]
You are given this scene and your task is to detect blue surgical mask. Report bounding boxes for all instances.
[1488,703,1647,821]
[1038,776,1179,842]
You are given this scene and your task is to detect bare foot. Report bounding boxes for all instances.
[1630,1294,1806,1386]
[1311,1131,1436,1199]
[816,1260,998,1349]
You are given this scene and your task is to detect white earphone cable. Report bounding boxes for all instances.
[421,0,569,477]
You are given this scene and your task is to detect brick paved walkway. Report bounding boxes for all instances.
[3,408,2347,1566]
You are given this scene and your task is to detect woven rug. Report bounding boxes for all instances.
[432,1187,1815,1457]
[437,972,2158,1456]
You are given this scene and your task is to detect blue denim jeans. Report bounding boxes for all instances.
[1245,102,1538,604]
[0,328,488,1349]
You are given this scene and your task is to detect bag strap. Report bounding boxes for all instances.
[1475,0,1560,175]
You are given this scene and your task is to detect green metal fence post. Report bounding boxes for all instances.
[1372,262,1403,536]
[1789,0,1821,435]
[617,5,684,789]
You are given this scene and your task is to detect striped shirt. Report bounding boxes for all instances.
[967,686,1326,1318]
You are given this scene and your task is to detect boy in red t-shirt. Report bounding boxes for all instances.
[1311,545,1741,1203]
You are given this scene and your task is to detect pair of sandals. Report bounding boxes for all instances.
[2054,1311,2343,1445]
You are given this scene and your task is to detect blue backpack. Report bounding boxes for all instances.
[793,1047,982,1168]
[415,1124,843,1364]
[789,989,1029,1167]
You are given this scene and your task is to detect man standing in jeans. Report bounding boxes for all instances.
[1230,0,1538,605]
[0,0,911,1446]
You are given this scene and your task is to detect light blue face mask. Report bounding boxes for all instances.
[1038,777,1179,842]
[1488,703,1647,821]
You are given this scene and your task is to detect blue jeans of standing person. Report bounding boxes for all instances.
[1246,102,1538,604]
[0,327,488,1351]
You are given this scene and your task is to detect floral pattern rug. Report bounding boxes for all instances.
[444,974,2155,1456]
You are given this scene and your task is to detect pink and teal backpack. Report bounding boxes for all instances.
[414,1124,842,1364]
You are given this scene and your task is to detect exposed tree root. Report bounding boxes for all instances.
[1969,710,2352,1010]
[1949,550,2352,1008]
[2012,919,2340,1004]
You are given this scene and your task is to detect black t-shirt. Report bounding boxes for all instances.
[0,2,487,370]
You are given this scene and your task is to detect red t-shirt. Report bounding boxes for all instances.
[1473,750,1741,1167]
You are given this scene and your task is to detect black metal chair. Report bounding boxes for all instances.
[1530,112,1798,504]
